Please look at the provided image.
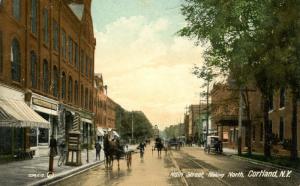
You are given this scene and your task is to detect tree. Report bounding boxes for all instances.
[179,0,299,158]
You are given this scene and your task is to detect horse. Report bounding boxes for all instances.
[155,137,164,157]
[103,134,124,169]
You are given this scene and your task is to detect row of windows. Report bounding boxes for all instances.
[6,37,93,110]
[9,1,93,79]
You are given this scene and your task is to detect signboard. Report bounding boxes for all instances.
[32,98,57,111]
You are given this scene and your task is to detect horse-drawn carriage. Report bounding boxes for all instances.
[204,135,223,154]
[167,138,181,150]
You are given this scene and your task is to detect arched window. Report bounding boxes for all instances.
[81,85,84,106]
[74,80,78,104]
[68,76,73,102]
[31,0,37,34]
[11,38,21,82]
[61,72,66,99]
[12,0,21,20]
[53,66,58,97]
[85,88,88,109]
[43,60,49,93]
[30,51,38,88]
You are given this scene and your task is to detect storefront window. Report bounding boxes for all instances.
[0,127,12,155]
[39,128,49,144]
[29,128,37,147]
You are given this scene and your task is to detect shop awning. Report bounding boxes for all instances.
[97,127,105,136]
[0,98,49,128]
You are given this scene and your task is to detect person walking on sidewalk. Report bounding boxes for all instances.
[95,142,102,161]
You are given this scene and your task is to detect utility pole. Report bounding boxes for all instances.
[131,111,134,143]
[238,89,243,156]
[206,81,209,147]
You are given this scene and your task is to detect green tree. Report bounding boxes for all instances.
[179,0,300,159]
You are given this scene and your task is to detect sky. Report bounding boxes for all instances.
[91,0,205,130]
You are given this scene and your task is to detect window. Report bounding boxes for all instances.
[85,88,88,108]
[53,66,58,97]
[75,43,79,69]
[43,9,49,44]
[68,37,73,64]
[81,50,84,74]
[61,30,66,59]
[53,20,59,51]
[68,76,73,102]
[12,0,21,20]
[61,72,66,99]
[280,88,285,108]
[260,122,263,141]
[89,90,93,110]
[11,38,21,82]
[85,56,88,76]
[0,31,3,73]
[269,120,273,134]
[90,59,93,78]
[74,80,78,104]
[268,91,273,111]
[43,60,49,93]
[31,0,37,34]
[30,51,38,88]
[81,85,84,106]
[279,117,284,141]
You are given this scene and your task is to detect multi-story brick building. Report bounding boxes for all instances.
[94,74,117,141]
[211,82,300,157]
[0,0,95,157]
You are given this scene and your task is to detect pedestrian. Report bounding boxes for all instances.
[49,135,57,173]
[126,150,132,169]
[95,142,102,161]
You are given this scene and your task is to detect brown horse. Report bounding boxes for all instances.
[103,134,123,169]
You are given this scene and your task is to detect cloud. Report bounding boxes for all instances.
[94,16,205,130]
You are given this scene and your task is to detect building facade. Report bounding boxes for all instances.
[94,74,117,141]
[0,0,96,157]
[211,83,300,157]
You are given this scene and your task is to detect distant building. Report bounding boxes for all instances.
[211,82,300,156]
[94,74,118,140]
[184,104,210,144]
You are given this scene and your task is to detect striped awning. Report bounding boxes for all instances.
[0,98,49,128]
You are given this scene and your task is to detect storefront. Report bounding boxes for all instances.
[0,85,49,158]
[30,93,59,156]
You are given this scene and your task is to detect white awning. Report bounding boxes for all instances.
[97,127,105,136]
[0,98,49,128]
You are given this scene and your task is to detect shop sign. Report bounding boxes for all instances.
[32,98,57,111]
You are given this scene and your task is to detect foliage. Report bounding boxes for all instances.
[179,0,300,158]
[164,123,185,139]
[115,105,153,142]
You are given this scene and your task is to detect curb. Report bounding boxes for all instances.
[223,152,300,173]
[29,160,104,186]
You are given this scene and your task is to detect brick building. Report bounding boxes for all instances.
[0,0,95,157]
[94,74,117,141]
[211,83,300,157]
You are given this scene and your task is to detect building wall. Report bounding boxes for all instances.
[0,0,95,111]
[211,82,300,156]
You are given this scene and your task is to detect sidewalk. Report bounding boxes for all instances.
[0,148,105,186]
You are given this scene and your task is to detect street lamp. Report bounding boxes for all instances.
[131,111,134,144]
